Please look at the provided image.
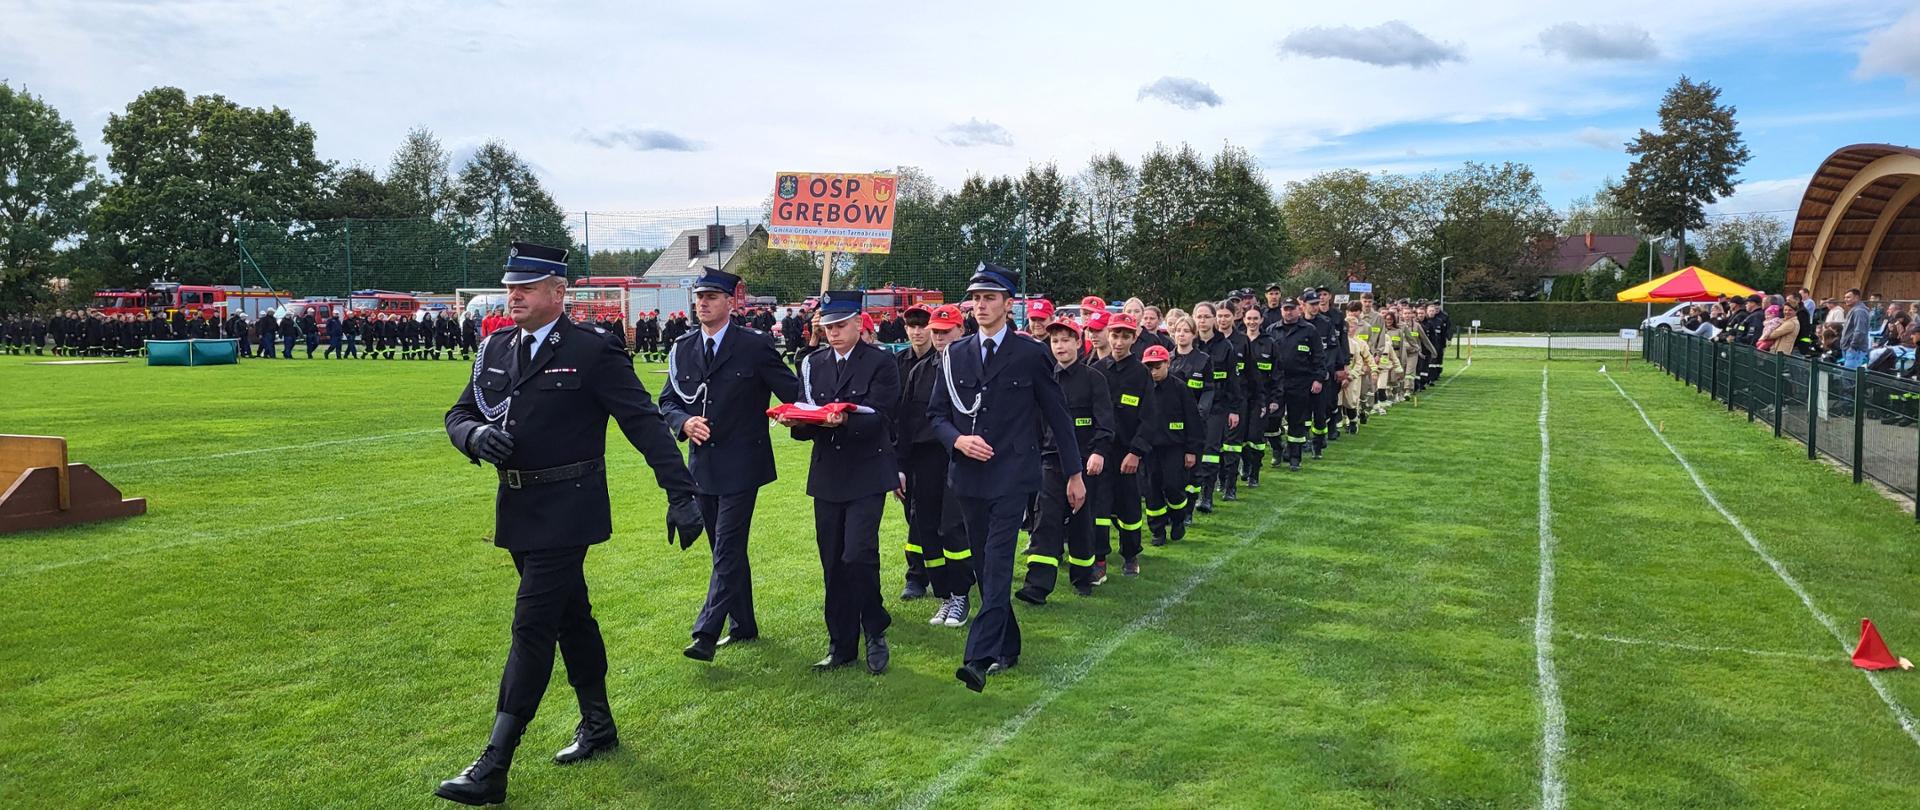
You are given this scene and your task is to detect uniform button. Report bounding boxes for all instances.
[508,419,517,426]
[513,389,521,396]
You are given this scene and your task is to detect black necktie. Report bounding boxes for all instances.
[834,354,847,380]
[519,333,535,373]
[705,337,717,367]
[983,337,997,368]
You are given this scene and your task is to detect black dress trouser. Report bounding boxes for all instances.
[497,545,606,720]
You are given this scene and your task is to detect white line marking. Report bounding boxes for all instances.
[9,492,469,576]
[1603,371,1920,748]
[96,428,442,470]
[1567,632,1833,663]
[900,366,1478,810]
[1445,355,1473,383]
[1535,368,1567,810]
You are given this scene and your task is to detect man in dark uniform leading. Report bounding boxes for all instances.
[929,263,1084,692]
[659,267,801,663]
[436,241,705,806]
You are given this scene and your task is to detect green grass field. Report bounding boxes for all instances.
[4,348,1920,808]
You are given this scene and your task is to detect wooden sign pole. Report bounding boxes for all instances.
[819,250,835,295]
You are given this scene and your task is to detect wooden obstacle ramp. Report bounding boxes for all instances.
[0,435,146,534]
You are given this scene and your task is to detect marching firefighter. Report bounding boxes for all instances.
[1017,315,1112,604]
[1271,297,1326,472]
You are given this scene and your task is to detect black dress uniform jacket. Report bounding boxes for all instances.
[793,341,901,501]
[928,330,1081,499]
[445,317,696,551]
[659,325,801,495]
[1270,320,1328,387]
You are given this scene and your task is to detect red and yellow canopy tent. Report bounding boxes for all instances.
[1616,266,1758,303]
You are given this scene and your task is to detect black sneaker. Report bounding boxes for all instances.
[1122,558,1140,577]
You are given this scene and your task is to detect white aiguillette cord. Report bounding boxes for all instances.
[666,337,711,417]
[939,344,984,433]
[469,333,511,426]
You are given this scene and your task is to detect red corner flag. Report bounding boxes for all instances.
[1853,618,1899,670]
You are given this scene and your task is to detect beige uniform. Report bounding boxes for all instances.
[1341,333,1372,411]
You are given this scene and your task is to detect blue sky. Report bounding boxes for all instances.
[4,0,1918,222]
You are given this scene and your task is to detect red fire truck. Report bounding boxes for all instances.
[92,282,290,319]
[347,290,421,316]
[861,285,944,319]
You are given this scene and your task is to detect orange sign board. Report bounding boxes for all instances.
[768,171,896,254]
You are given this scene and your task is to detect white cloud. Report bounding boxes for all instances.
[580,128,702,152]
[1574,126,1624,150]
[938,118,1013,147]
[1855,5,1920,83]
[1707,175,1811,219]
[1276,21,1464,68]
[1538,22,1659,61]
[1137,76,1223,109]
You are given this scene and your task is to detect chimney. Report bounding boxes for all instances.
[707,224,727,255]
[1584,232,1594,252]
[687,234,700,256]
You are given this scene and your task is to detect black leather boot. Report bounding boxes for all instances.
[554,683,619,764]
[1222,470,1238,501]
[1288,443,1302,472]
[435,712,526,806]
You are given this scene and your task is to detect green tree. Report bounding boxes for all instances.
[93,86,331,286]
[1717,242,1755,288]
[387,127,454,220]
[1127,143,1208,304]
[1410,162,1558,300]
[1016,162,1099,300]
[1762,242,1789,294]
[1615,76,1751,257]
[1190,145,1290,303]
[0,83,101,310]
[307,165,410,221]
[1559,178,1635,236]
[586,248,663,276]
[736,246,821,304]
[1280,169,1412,291]
[1075,152,1136,296]
[1584,259,1622,301]
[451,140,573,272]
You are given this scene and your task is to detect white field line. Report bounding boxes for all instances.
[900,359,1480,810]
[1566,631,1832,663]
[1602,372,1920,748]
[1535,368,1568,810]
[1445,355,1473,383]
[10,491,469,576]
[96,428,443,471]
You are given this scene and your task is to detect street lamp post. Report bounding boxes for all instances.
[1440,256,1453,304]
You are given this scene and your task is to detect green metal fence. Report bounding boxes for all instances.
[1642,328,1920,519]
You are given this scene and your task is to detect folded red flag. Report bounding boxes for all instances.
[1854,618,1900,670]
[766,401,854,424]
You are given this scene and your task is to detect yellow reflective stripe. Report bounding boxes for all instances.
[904,543,924,554]
[1184,484,1203,494]
[1296,344,1310,352]
[1074,417,1093,426]
[1257,362,1273,370]
[1245,441,1265,450]
[1288,435,1309,443]
[1116,518,1145,531]
[1167,497,1188,510]
[924,557,947,568]
[1186,378,1203,389]
[1169,421,1185,430]
[1212,370,1227,379]
[1067,555,1096,567]
[1221,443,1243,453]
[1094,517,1113,527]
[1143,505,1167,517]
[944,548,972,561]
[1200,454,1220,464]
[1026,554,1059,567]
[1120,394,1141,406]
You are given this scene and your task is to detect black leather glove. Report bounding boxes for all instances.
[467,425,515,465]
[666,495,703,550]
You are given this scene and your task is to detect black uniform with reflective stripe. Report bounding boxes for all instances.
[1093,353,1155,458]
[1144,372,1202,454]
[1198,332,1241,415]
[1047,358,1115,465]
[1270,320,1327,388]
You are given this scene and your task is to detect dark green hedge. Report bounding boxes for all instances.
[1444,302,1649,333]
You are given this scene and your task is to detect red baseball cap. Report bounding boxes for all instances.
[1044,315,1081,337]
[1140,344,1170,364]
[929,305,964,331]
[905,303,933,318]
[861,313,877,332]
[1084,310,1110,332]
[1026,298,1054,322]
[1081,295,1106,312]
[1106,312,1139,334]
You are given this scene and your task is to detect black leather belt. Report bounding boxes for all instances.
[499,458,604,489]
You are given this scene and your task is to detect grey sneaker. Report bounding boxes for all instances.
[943,594,970,627]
